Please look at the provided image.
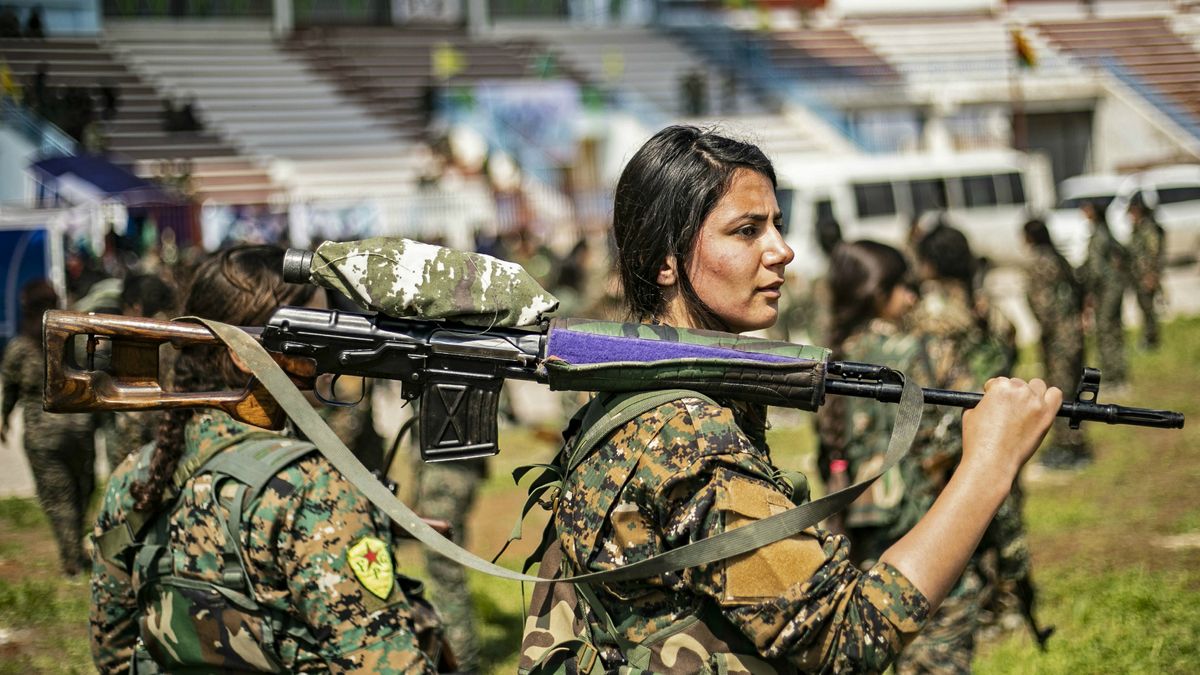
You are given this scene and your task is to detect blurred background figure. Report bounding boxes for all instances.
[909,222,1039,660]
[1126,193,1165,350]
[1023,218,1091,471]
[819,239,988,674]
[1077,200,1130,388]
[1,280,95,576]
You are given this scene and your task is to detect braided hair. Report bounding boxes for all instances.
[131,245,315,512]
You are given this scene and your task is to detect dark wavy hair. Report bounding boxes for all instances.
[131,245,316,512]
[612,125,776,331]
[827,240,910,351]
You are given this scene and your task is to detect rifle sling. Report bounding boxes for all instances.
[196,318,924,585]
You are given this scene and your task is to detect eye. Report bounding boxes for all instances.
[736,223,759,237]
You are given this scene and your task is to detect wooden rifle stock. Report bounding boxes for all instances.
[42,310,317,429]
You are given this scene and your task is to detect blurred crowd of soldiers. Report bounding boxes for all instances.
[0,191,1165,672]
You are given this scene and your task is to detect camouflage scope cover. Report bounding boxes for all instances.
[292,237,559,328]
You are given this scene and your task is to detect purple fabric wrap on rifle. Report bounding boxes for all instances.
[542,318,830,411]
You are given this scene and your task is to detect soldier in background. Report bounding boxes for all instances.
[1023,218,1092,470]
[1126,193,1166,350]
[1077,200,1130,386]
[90,246,443,673]
[2,280,96,576]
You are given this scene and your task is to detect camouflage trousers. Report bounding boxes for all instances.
[894,562,984,675]
[1134,286,1160,349]
[1039,325,1091,464]
[1091,286,1127,384]
[415,458,486,673]
[25,432,95,575]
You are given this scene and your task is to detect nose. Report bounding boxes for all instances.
[763,227,794,268]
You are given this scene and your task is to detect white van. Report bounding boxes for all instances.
[773,150,1054,276]
[1048,165,1200,266]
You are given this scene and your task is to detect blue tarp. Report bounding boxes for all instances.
[30,155,177,206]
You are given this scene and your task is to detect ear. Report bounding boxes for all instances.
[657,255,678,287]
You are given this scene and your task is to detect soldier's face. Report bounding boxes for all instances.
[667,169,794,333]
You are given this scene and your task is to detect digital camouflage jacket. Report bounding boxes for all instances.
[550,395,931,673]
[89,410,436,674]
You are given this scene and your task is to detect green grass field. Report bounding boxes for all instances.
[1,318,1197,673]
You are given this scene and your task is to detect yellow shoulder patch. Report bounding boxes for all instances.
[347,536,394,600]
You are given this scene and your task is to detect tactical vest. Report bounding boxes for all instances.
[97,433,321,673]
[518,390,798,675]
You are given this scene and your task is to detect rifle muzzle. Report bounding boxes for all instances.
[282,248,314,284]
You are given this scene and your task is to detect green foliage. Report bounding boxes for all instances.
[0,497,47,530]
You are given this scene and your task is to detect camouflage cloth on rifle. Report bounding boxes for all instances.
[1077,221,1130,383]
[1,334,95,575]
[545,395,930,673]
[302,237,558,326]
[1025,244,1091,467]
[1128,212,1165,349]
[89,410,439,674]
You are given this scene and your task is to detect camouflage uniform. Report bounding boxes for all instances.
[1,334,95,575]
[821,320,963,564]
[1077,221,1130,384]
[551,395,931,673]
[89,410,438,673]
[415,458,486,672]
[1025,244,1091,467]
[907,277,1022,667]
[1127,212,1165,349]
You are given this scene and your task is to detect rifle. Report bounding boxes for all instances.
[43,305,1184,462]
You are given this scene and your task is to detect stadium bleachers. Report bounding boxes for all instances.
[104,20,426,199]
[1034,16,1200,122]
[494,25,850,156]
[284,26,562,139]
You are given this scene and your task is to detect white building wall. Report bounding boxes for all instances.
[0,127,38,204]
[1093,92,1198,173]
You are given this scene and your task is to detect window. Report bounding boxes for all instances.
[962,175,998,208]
[1058,195,1115,211]
[1155,186,1200,205]
[909,178,947,215]
[853,182,896,218]
[814,199,834,224]
[1001,172,1026,204]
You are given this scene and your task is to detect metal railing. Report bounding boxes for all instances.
[1097,55,1200,144]
[665,23,876,151]
[0,96,76,158]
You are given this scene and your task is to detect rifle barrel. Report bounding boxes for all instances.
[823,378,1185,429]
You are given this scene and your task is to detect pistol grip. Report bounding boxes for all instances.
[418,376,502,462]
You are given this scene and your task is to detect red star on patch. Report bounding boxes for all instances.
[363,546,380,567]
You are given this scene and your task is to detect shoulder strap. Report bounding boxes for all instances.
[566,389,716,473]
[198,317,924,586]
[201,436,317,501]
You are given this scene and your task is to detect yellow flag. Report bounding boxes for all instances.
[346,536,394,600]
[432,42,466,80]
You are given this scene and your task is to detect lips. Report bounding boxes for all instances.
[757,280,784,297]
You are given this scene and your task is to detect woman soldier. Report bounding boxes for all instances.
[1,279,96,576]
[542,126,1059,673]
[89,245,443,674]
[1023,218,1092,469]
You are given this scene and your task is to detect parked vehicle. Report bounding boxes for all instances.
[772,149,1054,276]
[1048,166,1200,266]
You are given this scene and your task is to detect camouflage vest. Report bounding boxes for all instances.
[518,390,795,675]
[101,434,320,673]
